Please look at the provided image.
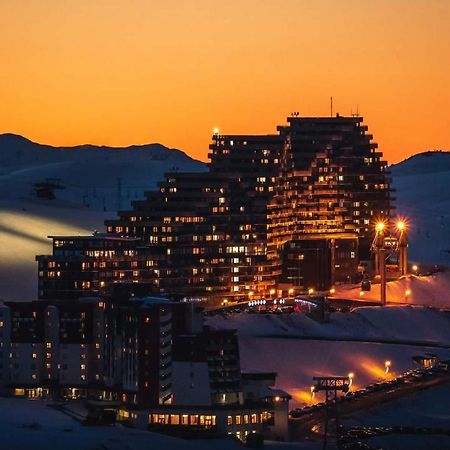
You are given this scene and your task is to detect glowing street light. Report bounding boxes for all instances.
[348,372,354,387]
[359,291,364,297]
[310,386,316,399]
[375,221,385,233]
[213,127,220,135]
[308,288,314,295]
[405,289,411,301]
[385,360,391,374]
[396,221,406,232]
[288,288,294,296]
[329,288,336,295]
[412,264,418,273]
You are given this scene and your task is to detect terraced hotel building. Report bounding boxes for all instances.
[37,115,392,304]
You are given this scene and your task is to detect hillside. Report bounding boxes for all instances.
[390,151,450,266]
[0,134,206,300]
[209,306,450,407]
[0,133,206,211]
[0,137,449,301]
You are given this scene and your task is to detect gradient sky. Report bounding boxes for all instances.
[1,0,449,162]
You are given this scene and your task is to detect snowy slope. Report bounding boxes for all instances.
[0,134,206,301]
[209,307,450,407]
[0,133,206,211]
[0,397,319,450]
[208,305,450,344]
[390,151,450,266]
[1,136,449,301]
[334,272,450,307]
[239,337,450,408]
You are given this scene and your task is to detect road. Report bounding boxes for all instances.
[289,370,450,440]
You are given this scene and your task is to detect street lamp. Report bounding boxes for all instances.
[385,360,391,374]
[329,288,336,295]
[310,385,316,399]
[412,264,418,273]
[308,288,314,296]
[348,372,354,387]
[396,221,405,232]
[288,288,294,297]
[373,221,387,306]
[405,289,411,301]
[376,222,385,233]
[396,219,408,276]
[213,127,220,135]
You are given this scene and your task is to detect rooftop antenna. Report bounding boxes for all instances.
[330,96,333,117]
[351,104,360,118]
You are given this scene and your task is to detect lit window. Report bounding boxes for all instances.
[190,415,199,425]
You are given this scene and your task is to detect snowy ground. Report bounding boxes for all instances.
[209,306,450,408]
[0,397,319,450]
[333,272,450,307]
[208,305,450,344]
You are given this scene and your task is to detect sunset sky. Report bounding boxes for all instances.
[1,0,449,163]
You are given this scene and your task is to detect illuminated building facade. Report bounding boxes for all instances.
[37,115,392,303]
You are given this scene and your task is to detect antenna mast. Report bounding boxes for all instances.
[330,96,333,117]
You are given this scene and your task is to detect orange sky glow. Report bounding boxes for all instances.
[1,0,449,163]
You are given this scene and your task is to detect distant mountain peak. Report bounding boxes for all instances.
[0,133,34,144]
[390,150,450,176]
[0,133,204,164]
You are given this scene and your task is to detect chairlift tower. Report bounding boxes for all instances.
[371,220,408,306]
[312,376,351,450]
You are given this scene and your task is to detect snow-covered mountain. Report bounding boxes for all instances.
[0,134,206,300]
[0,133,206,211]
[390,151,450,266]
[0,134,449,300]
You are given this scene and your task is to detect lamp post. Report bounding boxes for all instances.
[404,289,411,302]
[374,222,387,306]
[396,221,408,276]
[385,360,391,374]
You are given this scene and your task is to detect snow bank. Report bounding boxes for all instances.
[334,272,450,307]
[207,306,450,345]
[0,397,318,450]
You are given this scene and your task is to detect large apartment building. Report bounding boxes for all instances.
[0,297,290,441]
[36,115,392,304]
